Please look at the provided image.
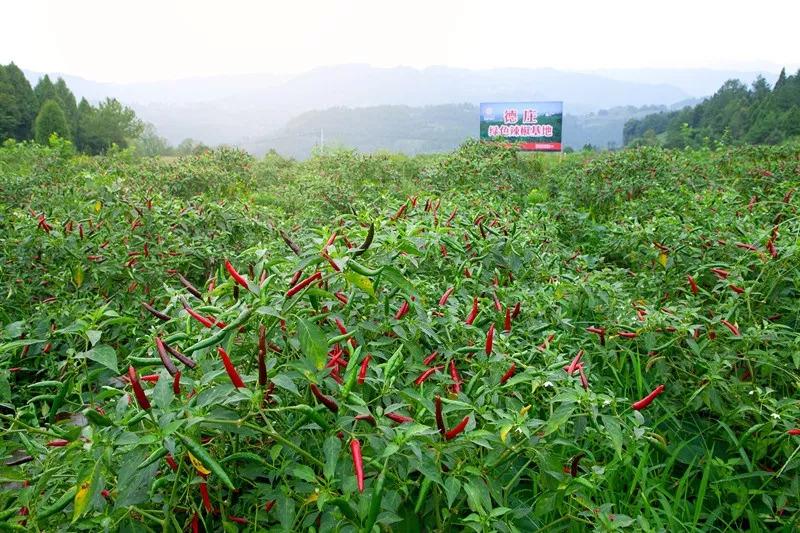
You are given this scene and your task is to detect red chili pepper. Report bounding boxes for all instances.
[464,267,471,278]
[485,324,495,355]
[537,333,556,351]
[200,482,213,513]
[335,292,349,305]
[264,500,276,512]
[566,350,584,375]
[165,453,178,471]
[687,275,699,295]
[191,513,199,533]
[492,293,502,312]
[183,303,214,328]
[288,270,303,288]
[735,242,758,252]
[511,302,521,319]
[445,415,470,440]
[142,302,170,321]
[172,371,181,395]
[788,429,800,436]
[710,267,729,280]
[286,271,322,298]
[357,354,371,385]
[46,439,69,447]
[128,366,151,410]
[163,341,197,369]
[354,414,377,426]
[415,366,442,385]
[155,337,178,376]
[228,516,248,525]
[500,363,516,384]
[618,331,637,339]
[465,297,479,325]
[324,231,338,250]
[504,307,511,333]
[218,347,245,388]
[310,383,339,413]
[720,319,740,336]
[434,395,446,435]
[225,259,249,289]
[322,251,341,272]
[729,284,745,294]
[578,367,589,390]
[445,209,457,226]
[385,412,413,424]
[395,300,410,319]
[350,439,364,493]
[449,360,462,394]
[392,203,407,221]
[766,239,778,258]
[631,384,665,410]
[439,287,454,306]
[423,351,438,366]
[334,318,348,336]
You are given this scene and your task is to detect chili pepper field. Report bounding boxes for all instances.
[1,138,799,531]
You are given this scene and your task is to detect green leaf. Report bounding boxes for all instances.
[270,373,299,396]
[297,318,327,370]
[323,436,341,481]
[151,369,174,409]
[83,344,118,373]
[603,414,623,458]
[115,448,158,508]
[344,271,375,298]
[72,461,101,522]
[290,464,317,483]
[380,266,416,296]
[444,476,462,508]
[86,329,102,347]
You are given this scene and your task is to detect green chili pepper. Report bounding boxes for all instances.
[176,433,235,490]
[138,446,169,470]
[414,478,433,514]
[37,486,78,520]
[183,306,253,355]
[48,376,72,424]
[326,498,359,524]
[85,409,114,427]
[361,459,388,533]
[347,260,383,277]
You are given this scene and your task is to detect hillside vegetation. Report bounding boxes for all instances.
[625,68,800,148]
[0,140,799,531]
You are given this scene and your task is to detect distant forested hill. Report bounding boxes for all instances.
[624,68,800,148]
[243,103,683,158]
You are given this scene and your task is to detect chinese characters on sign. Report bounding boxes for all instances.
[480,102,563,152]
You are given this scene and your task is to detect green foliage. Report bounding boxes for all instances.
[33,99,70,144]
[76,98,143,154]
[0,62,38,141]
[625,68,800,148]
[0,141,799,531]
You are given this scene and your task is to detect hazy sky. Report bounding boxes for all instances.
[3,0,798,82]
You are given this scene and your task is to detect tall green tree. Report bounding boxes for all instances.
[33,98,70,144]
[33,74,57,106]
[0,62,38,140]
[78,98,143,154]
[54,78,78,135]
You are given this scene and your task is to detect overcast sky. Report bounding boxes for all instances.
[2,0,798,82]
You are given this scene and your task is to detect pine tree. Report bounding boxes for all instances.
[34,99,70,144]
[0,62,38,140]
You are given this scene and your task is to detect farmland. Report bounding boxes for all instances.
[0,138,799,532]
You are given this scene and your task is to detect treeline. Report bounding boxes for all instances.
[624,68,800,148]
[0,62,143,153]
